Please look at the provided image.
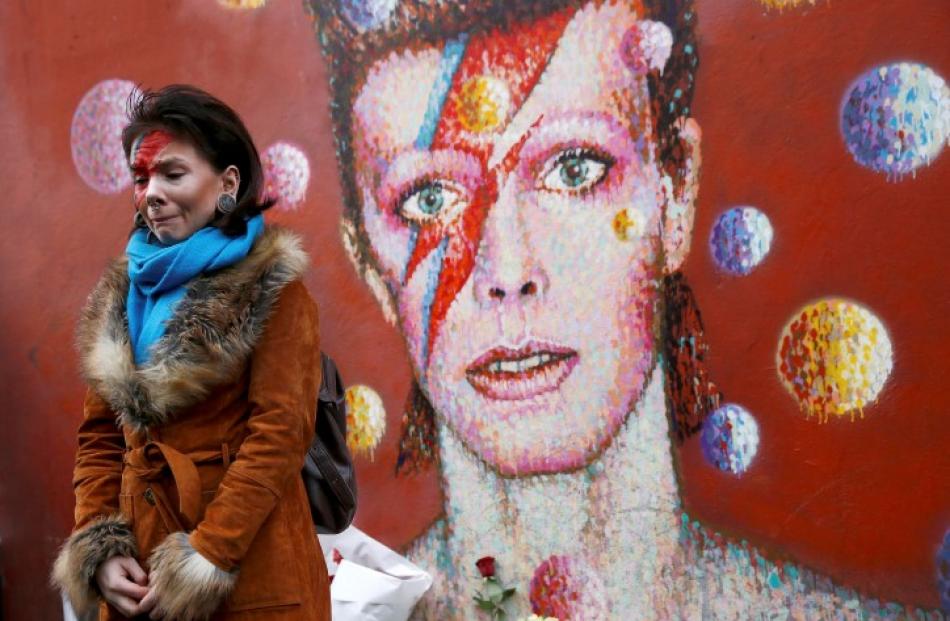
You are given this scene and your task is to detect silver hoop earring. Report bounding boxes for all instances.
[215,193,237,216]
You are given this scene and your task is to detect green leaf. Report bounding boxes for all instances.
[483,580,504,599]
[501,587,517,599]
[475,599,496,612]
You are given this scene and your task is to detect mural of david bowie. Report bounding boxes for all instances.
[307,1,944,619]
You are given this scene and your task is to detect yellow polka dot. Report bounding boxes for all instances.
[344,385,387,458]
[217,0,266,9]
[776,300,893,422]
[455,76,510,133]
[612,208,644,241]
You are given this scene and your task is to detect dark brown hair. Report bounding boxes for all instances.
[121,84,275,235]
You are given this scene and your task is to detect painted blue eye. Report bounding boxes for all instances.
[417,185,444,215]
[559,156,590,188]
[398,180,468,224]
[540,148,612,193]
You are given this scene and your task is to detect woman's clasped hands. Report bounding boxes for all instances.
[95,555,165,619]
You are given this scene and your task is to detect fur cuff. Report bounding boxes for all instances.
[148,532,237,621]
[51,514,137,617]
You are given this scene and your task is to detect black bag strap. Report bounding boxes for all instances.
[311,353,355,505]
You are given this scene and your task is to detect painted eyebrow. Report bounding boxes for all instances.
[513,110,639,167]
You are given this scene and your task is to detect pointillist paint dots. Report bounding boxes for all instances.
[529,555,609,621]
[344,384,387,458]
[700,404,760,475]
[612,207,645,241]
[217,0,266,8]
[841,62,950,178]
[340,0,398,31]
[619,21,673,76]
[262,142,310,211]
[709,206,773,275]
[455,76,511,133]
[937,530,950,613]
[777,300,893,422]
[71,79,138,194]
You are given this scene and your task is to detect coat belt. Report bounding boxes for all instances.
[124,441,235,532]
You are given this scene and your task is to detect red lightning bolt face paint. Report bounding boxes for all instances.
[130,129,174,210]
[402,8,574,366]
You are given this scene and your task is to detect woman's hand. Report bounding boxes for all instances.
[94,556,149,617]
[138,586,163,619]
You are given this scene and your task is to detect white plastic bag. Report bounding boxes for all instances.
[318,526,433,621]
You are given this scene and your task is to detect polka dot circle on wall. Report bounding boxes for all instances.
[708,206,774,275]
[529,555,609,621]
[71,79,138,194]
[217,0,266,9]
[344,384,387,458]
[455,75,511,134]
[700,404,760,475]
[340,0,398,31]
[841,62,950,178]
[262,142,310,211]
[777,299,893,422]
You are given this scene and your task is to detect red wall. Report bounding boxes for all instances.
[0,1,947,619]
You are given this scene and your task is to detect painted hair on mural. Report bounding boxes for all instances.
[121,84,276,235]
[308,0,717,474]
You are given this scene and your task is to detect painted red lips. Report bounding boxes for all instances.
[465,341,579,401]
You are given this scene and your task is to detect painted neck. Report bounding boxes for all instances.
[437,365,684,590]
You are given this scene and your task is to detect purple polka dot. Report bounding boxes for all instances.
[701,404,760,475]
[262,142,310,212]
[709,207,773,275]
[841,62,949,178]
[71,79,138,194]
[340,0,397,31]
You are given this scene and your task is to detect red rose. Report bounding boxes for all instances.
[476,556,496,578]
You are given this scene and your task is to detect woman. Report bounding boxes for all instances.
[308,1,941,619]
[52,85,330,621]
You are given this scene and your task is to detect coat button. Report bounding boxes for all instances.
[144,488,156,506]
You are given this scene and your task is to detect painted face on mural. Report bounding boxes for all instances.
[350,1,699,475]
[129,131,238,245]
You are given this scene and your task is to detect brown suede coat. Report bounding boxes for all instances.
[52,227,330,621]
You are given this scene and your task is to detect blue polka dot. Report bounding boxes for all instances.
[709,207,773,275]
[340,0,397,31]
[841,62,949,178]
[700,404,760,475]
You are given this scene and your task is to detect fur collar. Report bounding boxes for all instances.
[77,226,308,433]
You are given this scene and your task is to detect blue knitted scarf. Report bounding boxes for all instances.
[125,215,264,365]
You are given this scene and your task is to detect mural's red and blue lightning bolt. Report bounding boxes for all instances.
[404,8,574,368]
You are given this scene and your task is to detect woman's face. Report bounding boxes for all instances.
[129,131,235,245]
[350,2,694,475]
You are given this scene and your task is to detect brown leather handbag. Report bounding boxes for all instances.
[302,352,358,534]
